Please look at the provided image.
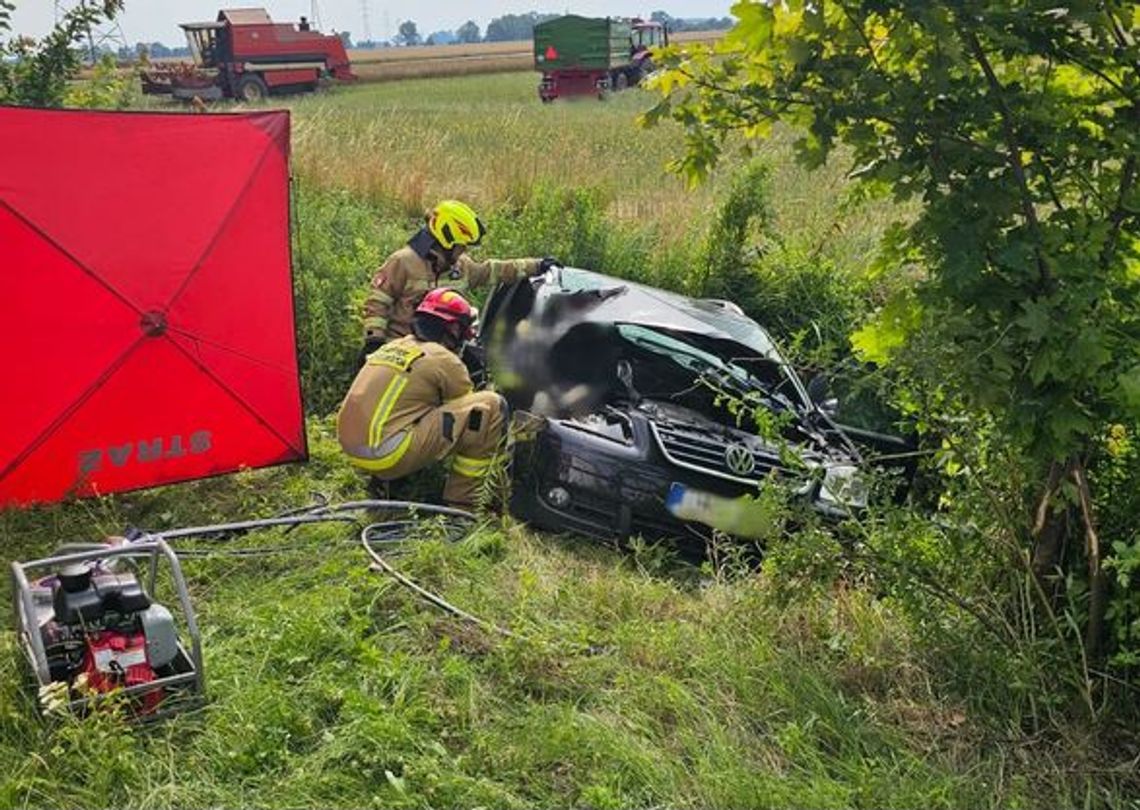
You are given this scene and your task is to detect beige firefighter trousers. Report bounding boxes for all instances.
[368,390,507,507]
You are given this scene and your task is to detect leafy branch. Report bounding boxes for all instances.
[959,25,1052,291]
[0,0,125,107]
[649,0,1140,693]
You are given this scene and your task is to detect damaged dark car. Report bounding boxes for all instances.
[479,267,905,546]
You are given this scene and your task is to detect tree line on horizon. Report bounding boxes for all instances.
[112,10,732,59]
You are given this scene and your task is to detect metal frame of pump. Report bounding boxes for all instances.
[11,538,205,719]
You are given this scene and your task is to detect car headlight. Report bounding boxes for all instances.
[816,464,868,512]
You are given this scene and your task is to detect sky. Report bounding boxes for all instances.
[12,1,733,45]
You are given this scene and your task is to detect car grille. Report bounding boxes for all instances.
[649,420,786,487]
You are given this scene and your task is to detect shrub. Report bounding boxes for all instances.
[292,184,405,415]
[62,54,134,109]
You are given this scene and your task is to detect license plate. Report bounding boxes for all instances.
[665,482,770,540]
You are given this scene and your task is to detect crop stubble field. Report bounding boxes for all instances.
[348,30,719,63]
[136,32,721,81]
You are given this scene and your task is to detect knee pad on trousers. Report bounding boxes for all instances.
[465,392,508,435]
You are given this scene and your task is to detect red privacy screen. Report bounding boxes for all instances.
[0,107,307,506]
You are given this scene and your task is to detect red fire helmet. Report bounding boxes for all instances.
[416,288,475,339]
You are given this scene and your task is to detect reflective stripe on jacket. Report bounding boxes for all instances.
[337,335,473,468]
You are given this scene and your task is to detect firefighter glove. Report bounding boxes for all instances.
[357,337,385,370]
[537,257,562,275]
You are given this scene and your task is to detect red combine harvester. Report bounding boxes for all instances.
[141,8,355,102]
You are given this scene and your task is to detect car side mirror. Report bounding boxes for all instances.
[807,374,839,417]
[806,373,829,403]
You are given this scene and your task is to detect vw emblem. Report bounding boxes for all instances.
[724,443,755,476]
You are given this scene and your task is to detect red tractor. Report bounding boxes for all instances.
[141,8,355,102]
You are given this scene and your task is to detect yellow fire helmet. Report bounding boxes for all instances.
[427,200,486,249]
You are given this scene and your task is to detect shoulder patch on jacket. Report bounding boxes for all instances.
[369,341,425,372]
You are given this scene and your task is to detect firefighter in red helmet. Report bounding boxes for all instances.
[359,199,558,363]
[339,288,507,507]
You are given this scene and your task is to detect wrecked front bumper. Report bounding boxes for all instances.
[508,412,865,546]
[510,411,688,543]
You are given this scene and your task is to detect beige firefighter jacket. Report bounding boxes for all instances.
[338,335,508,505]
[338,335,473,465]
[363,246,540,342]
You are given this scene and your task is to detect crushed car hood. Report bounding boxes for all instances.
[481,267,872,529]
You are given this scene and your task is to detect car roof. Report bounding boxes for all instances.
[544,267,780,360]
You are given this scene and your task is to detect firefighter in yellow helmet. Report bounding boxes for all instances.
[339,288,507,508]
[360,200,558,361]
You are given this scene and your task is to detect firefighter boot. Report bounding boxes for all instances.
[366,475,390,500]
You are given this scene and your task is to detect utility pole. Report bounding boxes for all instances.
[310,0,323,31]
[54,0,129,62]
[360,0,373,44]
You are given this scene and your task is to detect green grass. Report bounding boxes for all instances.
[1,425,1128,809]
[2,72,1134,809]
[290,72,715,221]
[0,427,1093,810]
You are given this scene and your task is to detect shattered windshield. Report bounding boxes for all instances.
[616,324,806,411]
[618,324,754,387]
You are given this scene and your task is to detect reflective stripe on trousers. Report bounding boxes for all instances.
[369,376,407,447]
[450,453,494,478]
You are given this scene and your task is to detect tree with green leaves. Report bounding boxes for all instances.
[484,12,556,43]
[646,1,1139,677]
[396,19,420,46]
[0,0,124,107]
[455,20,481,44]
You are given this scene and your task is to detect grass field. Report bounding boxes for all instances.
[292,72,731,229]
[1,431,1112,810]
[289,72,890,266]
[2,70,1132,809]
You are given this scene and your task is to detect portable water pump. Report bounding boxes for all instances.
[8,501,476,719]
[10,537,204,718]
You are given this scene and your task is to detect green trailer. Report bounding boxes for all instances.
[533,15,667,101]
